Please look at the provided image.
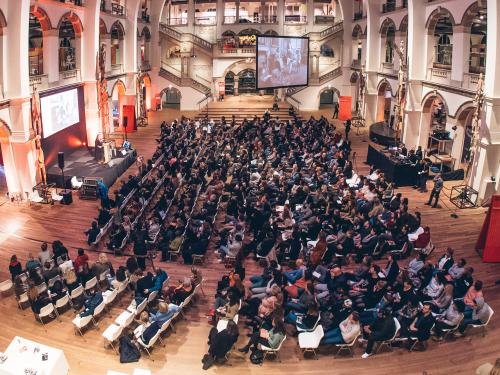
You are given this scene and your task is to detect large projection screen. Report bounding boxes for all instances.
[41,88,80,138]
[256,35,309,90]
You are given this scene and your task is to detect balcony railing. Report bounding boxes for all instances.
[53,0,84,5]
[353,11,363,21]
[59,69,80,81]
[168,17,188,26]
[111,3,125,17]
[223,15,237,24]
[315,15,335,24]
[285,15,307,24]
[111,63,123,74]
[195,16,216,25]
[29,74,48,88]
[382,3,396,13]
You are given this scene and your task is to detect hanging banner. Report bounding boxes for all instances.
[338,96,353,121]
[219,82,226,95]
[477,195,500,262]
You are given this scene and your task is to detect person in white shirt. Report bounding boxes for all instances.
[322,312,361,345]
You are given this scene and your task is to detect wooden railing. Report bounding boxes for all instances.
[159,23,213,52]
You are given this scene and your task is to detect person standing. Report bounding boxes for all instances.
[426,173,443,208]
[345,119,351,141]
[333,101,339,119]
[416,159,430,192]
[97,180,110,209]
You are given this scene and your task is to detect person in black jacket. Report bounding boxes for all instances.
[203,320,239,370]
[361,309,396,358]
[9,255,23,281]
[401,303,435,347]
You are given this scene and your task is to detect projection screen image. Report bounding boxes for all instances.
[257,35,309,90]
[41,88,80,138]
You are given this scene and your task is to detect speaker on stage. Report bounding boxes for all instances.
[60,189,73,205]
[58,152,65,169]
[123,116,128,129]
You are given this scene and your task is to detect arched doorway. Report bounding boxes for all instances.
[238,69,256,94]
[111,80,126,132]
[161,87,181,109]
[377,81,393,123]
[225,72,235,95]
[421,92,450,153]
[138,74,152,117]
[110,21,125,71]
[319,88,339,108]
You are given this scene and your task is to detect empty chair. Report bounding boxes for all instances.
[38,303,60,327]
[469,305,494,337]
[103,289,118,307]
[296,314,321,333]
[128,297,148,318]
[92,300,107,325]
[0,279,13,298]
[85,277,98,292]
[115,310,135,328]
[55,293,71,313]
[260,335,286,363]
[17,292,30,309]
[298,325,324,358]
[102,323,124,354]
[147,290,158,305]
[30,190,44,204]
[375,318,401,354]
[70,285,84,301]
[72,313,94,336]
[159,318,173,335]
[52,191,63,202]
[37,282,48,295]
[117,279,130,295]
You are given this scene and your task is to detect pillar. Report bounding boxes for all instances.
[393,30,403,72]
[364,0,381,125]
[402,0,426,148]
[307,0,314,29]
[451,25,470,83]
[103,35,112,72]
[188,0,195,32]
[339,0,354,100]
[43,30,60,83]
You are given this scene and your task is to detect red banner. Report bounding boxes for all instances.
[219,82,226,95]
[115,105,137,133]
[477,195,500,262]
[338,96,352,121]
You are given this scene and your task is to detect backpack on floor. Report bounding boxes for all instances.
[119,335,141,363]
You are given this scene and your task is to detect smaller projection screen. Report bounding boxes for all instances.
[41,88,80,138]
[256,35,309,90]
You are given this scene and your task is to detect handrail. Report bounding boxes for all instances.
[286,93,301,111]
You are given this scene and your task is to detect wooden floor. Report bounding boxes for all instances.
[0,97,498,375]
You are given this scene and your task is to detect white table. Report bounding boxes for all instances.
[0,336,69,375]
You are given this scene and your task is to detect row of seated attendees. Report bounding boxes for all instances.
[197,109,491,368]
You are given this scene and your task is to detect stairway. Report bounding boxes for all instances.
[194,98,303,126]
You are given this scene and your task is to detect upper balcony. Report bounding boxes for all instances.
[100,0,126,18]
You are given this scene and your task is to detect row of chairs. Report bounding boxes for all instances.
[101,279,204,360]
[297,307,495,359]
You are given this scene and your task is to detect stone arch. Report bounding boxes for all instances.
[222,59,258,78]
[352,24,363,38]
[141,26,151,42]
[377,79,394,97]
[264,30,279,36]
[99,18,108,35]
[318,86,340,108]
[160,86,181,109]
[111,79,126,98]
[0,118,11,142]
[377,80,394,123]
[399,15,408,34]
[421,90,450,117]
[0,9,7,36]
[461,1,486,27]
[454,100,475,120]
[57,12,84,37]
[110,21,125,40]
[426,6,456,33]
[238,28,260,36]
[30,5,53,32]
[380,17,396,35]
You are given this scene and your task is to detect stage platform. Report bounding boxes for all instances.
[46,148,137,188]
[369,121,398,146]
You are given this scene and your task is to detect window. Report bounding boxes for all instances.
[385,26,395,63]
[224,2,237,24]
[285,1,307,24]
[168,2,188,25]
[436,34,452,66]
[239,2,261,23]
[195,1,216,25]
